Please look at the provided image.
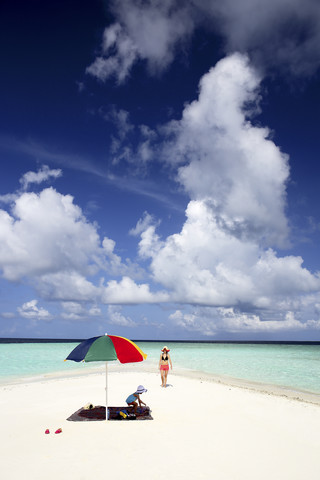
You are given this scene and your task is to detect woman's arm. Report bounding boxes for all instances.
[168,353,173,369]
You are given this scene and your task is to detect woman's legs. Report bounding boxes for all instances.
[164,369,169,387]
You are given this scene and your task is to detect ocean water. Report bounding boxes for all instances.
[0,342,91,381]
[142,342,320,394]
[0,340,319,395]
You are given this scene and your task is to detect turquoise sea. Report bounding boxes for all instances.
[0,340,319,395]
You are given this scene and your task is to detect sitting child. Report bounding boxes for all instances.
[126,385,147,414]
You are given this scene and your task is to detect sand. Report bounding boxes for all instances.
[1,366,320,480]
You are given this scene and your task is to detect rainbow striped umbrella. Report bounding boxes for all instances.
[65,334,147,420]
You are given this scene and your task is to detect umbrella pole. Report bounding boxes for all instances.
[105,361,108,421]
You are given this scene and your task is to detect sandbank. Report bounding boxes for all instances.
[1,366,320,480]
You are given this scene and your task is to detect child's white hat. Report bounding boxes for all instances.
[136,385,147,394]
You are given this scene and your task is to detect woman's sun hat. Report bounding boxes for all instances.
[161,346,170,352]
[136,385,147,394]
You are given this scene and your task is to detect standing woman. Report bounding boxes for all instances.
[159,346,172,387]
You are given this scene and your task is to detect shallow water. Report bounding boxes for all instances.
[0,341,319,394]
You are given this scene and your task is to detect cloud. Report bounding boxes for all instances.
[0,165,62,204]
[0,168,170,305]
[100,107,159,170]
[61,302,101,321]
[169,307,308,335]
[107,305,136,327]
[162,53,290,248]
[138,200,320,307]
[102,276,169,304]
[36,272,100,302]
[132,55,320,313]
[35,270,169,305]
[129,211,159,237]
[0,193,19,205]
[86,0,195,83]
[86,23,138,84]
[210,0,320,76]
[2,48,320,336]
[103,107,134,143]
[17,300,52,321]
[19,165,62,190]
[87,0,320,82]
[0,187,102,282]
[0,181,143,300]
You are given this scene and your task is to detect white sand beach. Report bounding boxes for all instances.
[1,367,320,480]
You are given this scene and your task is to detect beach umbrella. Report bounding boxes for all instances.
[65,334,147,420]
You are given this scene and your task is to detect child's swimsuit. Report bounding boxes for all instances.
[126,393,137,404]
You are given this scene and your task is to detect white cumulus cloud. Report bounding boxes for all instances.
[169,307,308,335]
[107,305,136,327]
[0,188,102,281]
[18,299,52,321]
[132,55,320,316]
[0,178,145,304]
[102,276,169,304]
[163,53,289,248]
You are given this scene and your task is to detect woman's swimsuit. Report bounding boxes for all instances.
[160,353,169,370]
[160,364,169,371]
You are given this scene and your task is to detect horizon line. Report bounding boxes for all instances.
[0,337,320,345]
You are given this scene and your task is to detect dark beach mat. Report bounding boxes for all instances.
[67,405,153,421]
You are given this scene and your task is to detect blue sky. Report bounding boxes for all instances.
[1,0,320,340]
